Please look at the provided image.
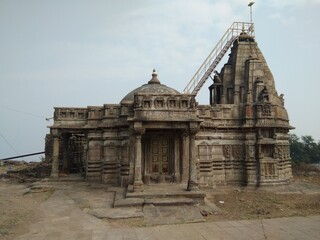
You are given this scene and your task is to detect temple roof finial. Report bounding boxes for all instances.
[148,69,160,84]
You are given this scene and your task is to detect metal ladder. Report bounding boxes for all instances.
[183,22,255,95]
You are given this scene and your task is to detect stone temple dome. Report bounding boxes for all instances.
[120,69,180,103]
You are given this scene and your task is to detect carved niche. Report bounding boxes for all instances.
[223,145,232,160]
[168,98,177,108]
[261,104,271,116]
[143,99,151,109]
[155,98,165,108]
[246,145,255,159]
[263,162,276,177]
[134,96,142,108]
[259,86,269,103]
[273,145,283,159]
[273,145,290,159]
[180,99,189,108]
[232,145,245,159]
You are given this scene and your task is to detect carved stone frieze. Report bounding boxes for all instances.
[273,145,290,159]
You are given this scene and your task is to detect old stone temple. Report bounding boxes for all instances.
[46,27,293,191]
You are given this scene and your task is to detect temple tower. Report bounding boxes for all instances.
[207,31,293,185]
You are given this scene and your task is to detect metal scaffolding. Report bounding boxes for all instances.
[183,22,255,95]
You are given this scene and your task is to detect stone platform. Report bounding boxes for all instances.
[114,184,206,208]
[32,180,218,225]
[109,184,209,225]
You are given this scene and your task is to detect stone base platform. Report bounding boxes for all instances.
[110,184,207,225]
[112,184,206,208]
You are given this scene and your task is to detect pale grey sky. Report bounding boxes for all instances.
[1,0,319,160]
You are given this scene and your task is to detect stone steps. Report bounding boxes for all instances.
[113,197,195,208]
[113,184,205,208]
[144,197,195,206]
[126,190,205,204]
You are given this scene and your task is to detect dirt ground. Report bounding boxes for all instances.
[205,183,320,222]
[0,165,319,239]
[0,179,53,240]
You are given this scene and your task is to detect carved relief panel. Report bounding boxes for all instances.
[223,145,245,160]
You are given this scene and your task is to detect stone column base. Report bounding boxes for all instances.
[187,180,199,191]
[133,180,144,192]
[50,172,59,178]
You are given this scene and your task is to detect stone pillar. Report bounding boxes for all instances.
[174,136,180,182]
[51,134,60,178]
[244,137,258,186]
[233,90,239,105]
[62,136,69,173]
[128,136,135,185]
[187,128,199,191]
[87,132,102,182]
[208,85,214,105]
[133,127,145,191]
[181,131,189,183]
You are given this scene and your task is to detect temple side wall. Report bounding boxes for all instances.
[196,103,293,188]
[195,129,292,187]
[196,131,251,187]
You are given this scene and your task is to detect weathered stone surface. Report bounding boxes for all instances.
[88,207,144,219]
[113,198,144,208]
[143,204,205,226]
[144,197,194,206]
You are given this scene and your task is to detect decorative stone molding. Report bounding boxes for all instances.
[133,94,197,111]
[54,108,88,120]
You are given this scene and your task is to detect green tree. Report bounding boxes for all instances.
[289,134,320,164]
[289,134,305,164]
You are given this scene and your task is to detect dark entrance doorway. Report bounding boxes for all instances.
[143,132,175,183]
[60,133,86,176]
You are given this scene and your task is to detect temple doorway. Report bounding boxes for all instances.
[142,133,175,183]
[149,137,169,175]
